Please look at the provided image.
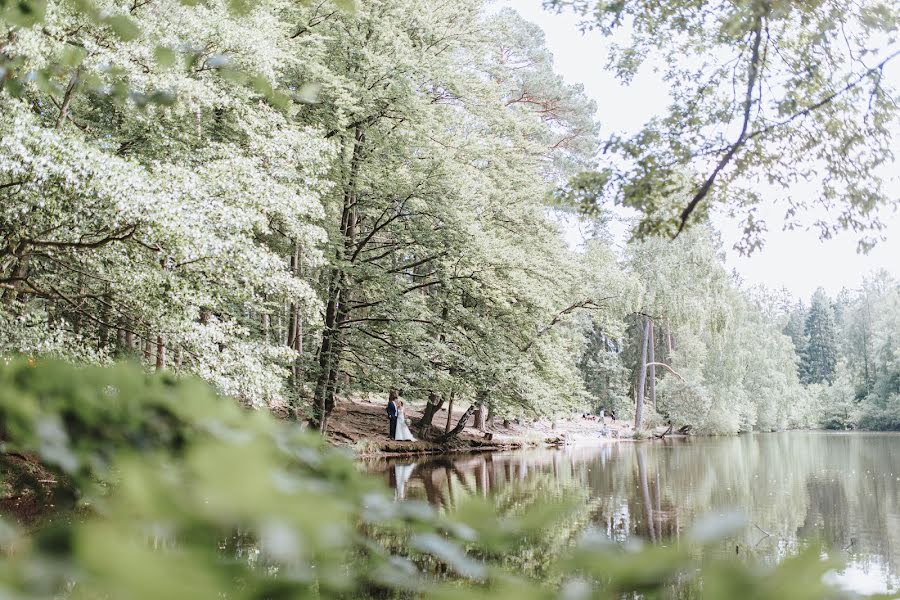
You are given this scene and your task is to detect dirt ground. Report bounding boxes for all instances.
[326,396,638,456]
[0,453,67,524]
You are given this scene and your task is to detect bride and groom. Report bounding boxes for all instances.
[386,392,416,441]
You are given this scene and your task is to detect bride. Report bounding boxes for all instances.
[394,400,417,441]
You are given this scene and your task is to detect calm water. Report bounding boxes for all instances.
[365,432,900,595]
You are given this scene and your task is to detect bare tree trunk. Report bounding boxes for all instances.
[648,319,656,410]
[313,281,340,431]
[635,316,651,430]
[143,338,153,363]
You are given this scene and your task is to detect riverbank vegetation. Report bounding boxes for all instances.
[0,358,862,598]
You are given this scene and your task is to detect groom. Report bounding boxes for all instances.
[386,390,399,439]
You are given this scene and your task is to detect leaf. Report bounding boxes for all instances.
[332,0,357,12]
[104,15,141,42]
[60,46,87,68]
[227,0,251,15]
[148,90,176,106]
[410,533,486,579]
[153,46,177,69]
[2,0,47,27]
[69,0,99,20]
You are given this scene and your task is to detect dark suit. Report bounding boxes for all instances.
[386,400,398,438]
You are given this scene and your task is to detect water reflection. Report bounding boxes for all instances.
[365,432,900,595]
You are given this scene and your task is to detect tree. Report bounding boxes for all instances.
[801,290,839,384]
[608,228,809,433]
[1,0,332,409]
[1,0,609,431]
[783,305,808,360]
[295,3,604,431]
[548,0,899,251]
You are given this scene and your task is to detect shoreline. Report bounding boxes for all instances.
[326,397,641,457]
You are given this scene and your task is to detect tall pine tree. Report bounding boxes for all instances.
[801,290,839,384]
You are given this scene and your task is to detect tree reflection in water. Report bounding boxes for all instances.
[364,432,900,595]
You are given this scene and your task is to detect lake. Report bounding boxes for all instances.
[365,432,900,595]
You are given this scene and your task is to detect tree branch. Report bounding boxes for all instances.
[646,362,685,382]
[677,13,765,235]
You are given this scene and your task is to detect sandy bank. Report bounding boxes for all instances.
[326,397,638,457]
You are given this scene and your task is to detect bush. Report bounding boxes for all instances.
[0,358,860,599]
[856,394,900,431]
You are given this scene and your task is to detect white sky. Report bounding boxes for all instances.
[500,0,900,300]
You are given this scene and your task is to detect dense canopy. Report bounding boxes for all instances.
[2,0,898,434]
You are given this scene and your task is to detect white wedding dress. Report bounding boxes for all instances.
[394,409,416,441]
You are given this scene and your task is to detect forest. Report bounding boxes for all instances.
[1,0,900,598]
[2,0,898,436]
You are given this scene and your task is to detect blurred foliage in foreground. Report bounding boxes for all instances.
[0,358,888,599]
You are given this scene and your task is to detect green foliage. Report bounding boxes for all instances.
[0,0,330,107]
[0,358,870,598]
[548,0,900,250]
[2,0,862,437]
[1,0,611,425]
[592,228,809,434]
[801,290,839,385]
[781,273,900,431]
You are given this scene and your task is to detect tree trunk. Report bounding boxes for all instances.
[473,391,487,432]
[155,335,165,370]
[261,310,270,342]
[313,280,340,431]
[438,404,475,443]
[648,319,656,410]
[635,316,651,430]
[98,304,109,351]
[473,405,484,431]
[416,391,445,433]
[312,126,365,432]
[444,390,455,433]
[288,242,304,392]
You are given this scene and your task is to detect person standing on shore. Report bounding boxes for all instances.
[393,400,416,441]
[386,391,399,439]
